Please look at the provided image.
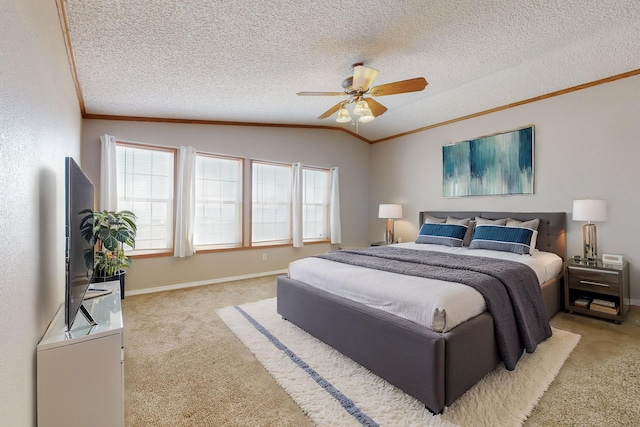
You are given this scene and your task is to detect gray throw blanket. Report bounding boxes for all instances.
[316,246,552,370]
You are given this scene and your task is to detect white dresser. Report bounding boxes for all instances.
[37,280,124,427]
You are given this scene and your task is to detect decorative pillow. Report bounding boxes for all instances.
[463,220,476,246]
[529,230,539,251]
[506,218,540,230]
[506,218,540,249]
[423,214,446,224]
[475,216,509,226]
[445,216,471,226]
[446,216,474,246]
[416,223,468,247]
[468,224,536,255]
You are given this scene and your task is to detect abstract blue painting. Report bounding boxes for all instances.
[443,126,534,197]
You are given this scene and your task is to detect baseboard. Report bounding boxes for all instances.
[124,269,288,297]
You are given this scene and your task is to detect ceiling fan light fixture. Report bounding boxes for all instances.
[358,112,375,123]
[298,63,426,125]
[353,100,369,116]
[336,107,352,123]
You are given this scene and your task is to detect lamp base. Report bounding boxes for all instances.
[385,219,395,244]
[582,223,598,260]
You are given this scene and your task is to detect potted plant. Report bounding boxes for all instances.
[80,209,137,298]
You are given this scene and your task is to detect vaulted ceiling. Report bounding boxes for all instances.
[61,0,640,142]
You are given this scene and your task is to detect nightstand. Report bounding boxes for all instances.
[564,259,630,323]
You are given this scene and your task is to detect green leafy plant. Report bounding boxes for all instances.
[80,209,137,277]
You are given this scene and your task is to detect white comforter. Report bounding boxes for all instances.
[287,242,563,332]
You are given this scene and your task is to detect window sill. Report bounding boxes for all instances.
[128,250,173,259]
[128,240,333,258]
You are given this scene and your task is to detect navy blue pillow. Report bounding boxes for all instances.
[468,225,535,255]
[415,223,467,247]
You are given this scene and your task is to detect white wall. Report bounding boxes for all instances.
[80,120,371,291]
[371,74,640,303]
[0,1,82,425]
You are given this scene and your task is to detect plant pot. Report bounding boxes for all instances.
[92,269,125,299]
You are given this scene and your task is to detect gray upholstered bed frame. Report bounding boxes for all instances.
[277,211,566,414]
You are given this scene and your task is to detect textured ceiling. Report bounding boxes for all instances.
[63,0,640,142]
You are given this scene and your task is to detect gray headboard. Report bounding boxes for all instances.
[419,211,566,260]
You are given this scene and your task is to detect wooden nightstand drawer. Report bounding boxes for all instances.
[566,266,620,284]
[567,276,620,297]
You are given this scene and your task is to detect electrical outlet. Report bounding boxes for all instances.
[262,253,267,261]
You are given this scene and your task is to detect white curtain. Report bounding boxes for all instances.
[99,134,118,211]
[292,162,303,247]
[330,167,342,244]
[174,146,197,258]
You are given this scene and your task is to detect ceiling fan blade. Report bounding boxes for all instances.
[369,77,428,96]
[318,102,344,119]
[352,65,379,92]
[297,91,345,96]
[363,98,388,117]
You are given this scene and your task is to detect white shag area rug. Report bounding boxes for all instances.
[217,298,580,427]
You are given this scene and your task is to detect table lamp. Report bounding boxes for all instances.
[378,204,402,244]
[572,199,607,260]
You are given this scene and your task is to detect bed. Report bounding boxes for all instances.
[277,211,566,414]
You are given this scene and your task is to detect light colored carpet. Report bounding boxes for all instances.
[122,276,312,426]
[122,275,640,426]
[217,298,580,427]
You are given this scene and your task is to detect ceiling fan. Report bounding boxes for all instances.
[297,63,428,123]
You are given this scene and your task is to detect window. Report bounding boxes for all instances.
[194,154,243,248]
[303,168,330,241]
[116,144,175,252]
[112,141,331,253]
[251,161,291,244]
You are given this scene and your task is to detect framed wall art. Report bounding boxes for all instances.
[442,125,534,197]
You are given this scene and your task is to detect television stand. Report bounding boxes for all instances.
[37,280,124,427]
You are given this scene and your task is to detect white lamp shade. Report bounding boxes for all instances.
[378,204,402,219]
[336,107,351,123]
[358,112,375,123]
[353,100,369,115]
[572,199,608,222]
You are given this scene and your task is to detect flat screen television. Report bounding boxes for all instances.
[65,157,95,331]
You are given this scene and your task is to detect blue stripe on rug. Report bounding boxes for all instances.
[234,305,379,427]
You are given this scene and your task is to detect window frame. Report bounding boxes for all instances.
[302,166,331,244]
[250,160,293,247]
[193,152,244,252]
[110,142,334,257]
[115,141,177,257]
